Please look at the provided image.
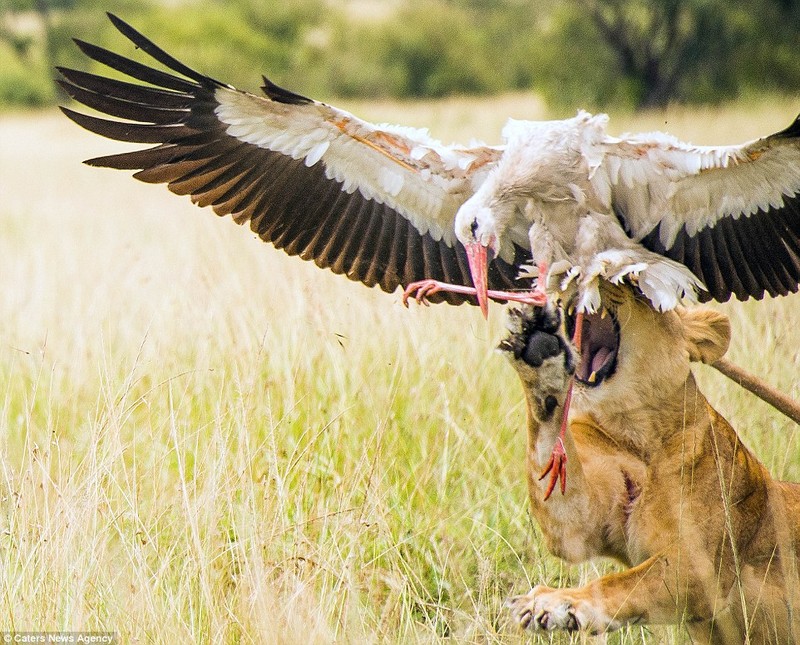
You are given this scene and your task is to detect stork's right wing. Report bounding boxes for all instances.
[600,120,800,303]
[58,13,531,305]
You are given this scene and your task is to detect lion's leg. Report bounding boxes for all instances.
[501,306,615,563]
[508,551,745,641]
[500,305,579,499]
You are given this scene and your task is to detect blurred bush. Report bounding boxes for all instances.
[0,45,53,106]
[42,0,327,97]
[312,0,541,99]
[1,0,799,111]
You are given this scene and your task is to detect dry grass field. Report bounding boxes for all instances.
[0,96,798,643]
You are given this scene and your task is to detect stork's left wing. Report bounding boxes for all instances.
[598,119,800,302]
[57,13,530,305]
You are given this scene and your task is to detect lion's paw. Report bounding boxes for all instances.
[507,586,580,632]
[507,586,620,635]
[500,305,574,368]
[499,305,575,419]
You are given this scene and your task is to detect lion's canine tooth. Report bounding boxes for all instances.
[600,308,607,319]
[588,371,598,383]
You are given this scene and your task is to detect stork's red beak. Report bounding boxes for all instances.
[465,242,489,319]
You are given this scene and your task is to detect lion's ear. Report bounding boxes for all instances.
[678,307,731,364]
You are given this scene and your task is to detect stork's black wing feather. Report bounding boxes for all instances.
[639,200,800,302]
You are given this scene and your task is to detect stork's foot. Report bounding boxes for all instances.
[539,437,567,500]
[401,279,547,308]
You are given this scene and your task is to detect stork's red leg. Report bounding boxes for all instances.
[539,436,567,499]
[533,260,549,302]
[539,310,584,500]
[401,280,547,308]
[404,251,553,314]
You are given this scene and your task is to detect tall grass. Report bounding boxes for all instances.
[0,98,798,643]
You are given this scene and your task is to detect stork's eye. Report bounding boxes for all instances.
[470,219,479,236]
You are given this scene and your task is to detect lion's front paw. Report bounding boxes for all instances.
[500,305,574,369]
[499,306,575,419]
[506,586,580,632]
[507,585,620,634]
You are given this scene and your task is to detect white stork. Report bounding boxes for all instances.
[60,15,800,497]
[59,15,800,315]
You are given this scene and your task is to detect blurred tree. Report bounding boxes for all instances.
[529,0,800,110]
[734,0,800,97]
[318,0,541,99]
[579,0,740,108]
[0,0,75,104]
[0,22,33,58]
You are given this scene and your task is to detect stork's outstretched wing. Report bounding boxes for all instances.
[58,13,530,305]
[600,120,800,302]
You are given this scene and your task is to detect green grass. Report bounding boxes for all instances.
[1,98,799,643]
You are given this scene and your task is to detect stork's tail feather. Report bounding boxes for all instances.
[566,250,704,313]
[636,259,704,312]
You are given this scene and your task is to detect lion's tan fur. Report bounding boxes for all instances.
[505,289,800,643]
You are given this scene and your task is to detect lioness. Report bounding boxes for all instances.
[501,287,800,643]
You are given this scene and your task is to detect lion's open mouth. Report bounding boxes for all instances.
[567,308,620,387]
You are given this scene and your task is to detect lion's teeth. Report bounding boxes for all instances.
[588,371,597,383]
[600,308,607,319]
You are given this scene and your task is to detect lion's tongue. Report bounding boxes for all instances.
[591,346,612,374]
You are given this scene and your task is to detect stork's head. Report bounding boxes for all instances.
[454,190,513,318]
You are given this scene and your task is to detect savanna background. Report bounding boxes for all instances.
[1,0,799,642]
